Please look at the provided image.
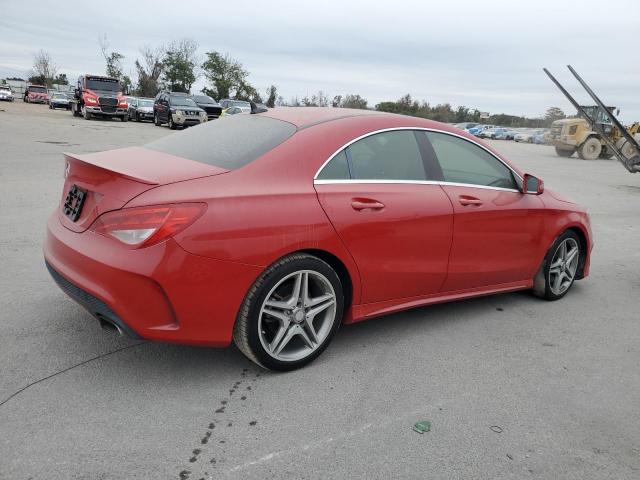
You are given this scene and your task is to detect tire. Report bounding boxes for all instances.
[616,137,639,159]
[154,112,161,126]
[83,106,91,120]
[578,137,601,160]
[533,230,582,301]
[121,114,128,122]
[72,104,80,117]
[135,112,140,122]
[555,147,575,157]
[168,114,176,130]
[233,253,344,371]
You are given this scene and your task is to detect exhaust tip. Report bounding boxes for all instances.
[97,315,124,336]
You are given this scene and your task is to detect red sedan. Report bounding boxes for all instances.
[44,108,592,370]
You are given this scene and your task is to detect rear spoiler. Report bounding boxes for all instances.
[63,147,228,185]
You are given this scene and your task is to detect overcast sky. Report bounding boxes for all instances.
[1,0,639,121]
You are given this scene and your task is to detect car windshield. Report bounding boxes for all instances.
[139,99,153,107]
[145,115,296,170]
[86,77,120,92]
[29,86,47,93]
[170,96,197,107]
[52,93,66,98]
[192,95,216,104]
[0,86,11,91]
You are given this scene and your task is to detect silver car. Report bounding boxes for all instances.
[0,85,14,102]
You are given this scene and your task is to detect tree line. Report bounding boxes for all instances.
[24,41,566,125]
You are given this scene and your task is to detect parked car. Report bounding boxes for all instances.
[454,122,478,130]
[0,84,14,102]
[223,106,247,116]
[128,97,155,122]
[153,91,207,129]
[190,95,223,120]
[24,84,50,104]
[515,129,544,143]
[49,91,71,110]
[533,132,548,144]
[479,127,507,139]
[219,99,251,113]
[495,129,518,140]
[467,125,494,136]
[44,109,592,371]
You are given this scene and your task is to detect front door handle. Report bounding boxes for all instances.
[458,195,483,206]
[351,199,385,211]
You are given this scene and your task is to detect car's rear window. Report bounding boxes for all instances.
[144,114,296,170]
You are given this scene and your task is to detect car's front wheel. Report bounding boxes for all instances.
[233,253,344,371]
[533,230,582,301]
[168,114,176,130]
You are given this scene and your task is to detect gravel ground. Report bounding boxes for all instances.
[1,100,639,479]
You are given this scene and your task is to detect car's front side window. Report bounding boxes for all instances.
[424,131,517,189]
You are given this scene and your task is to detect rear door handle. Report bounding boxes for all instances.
[458,195,483,206]
[351,199,385,211]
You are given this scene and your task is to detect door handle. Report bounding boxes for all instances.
[458,195,483,206]
[351,199,385,211]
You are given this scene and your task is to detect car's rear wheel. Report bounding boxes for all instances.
[533,230,582,301]
[233,253,344,371]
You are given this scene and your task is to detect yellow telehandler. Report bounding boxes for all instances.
[544,66,640,172]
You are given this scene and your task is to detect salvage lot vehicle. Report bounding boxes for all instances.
[128,97,154,122]
[153,91,207,129]
[70,74,128,121]
[49,92,71,110]
[515,129,544,143]
[44,108,592,371]
[24,84,49,104]
[190,94,223,120]
[0,84,14,101]
[220,98,251,113]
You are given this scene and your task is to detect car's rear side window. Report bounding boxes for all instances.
[348,130,426,181]
[144,115,296,170]
[316,150,350,180]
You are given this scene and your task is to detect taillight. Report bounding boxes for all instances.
[89,203,206,248]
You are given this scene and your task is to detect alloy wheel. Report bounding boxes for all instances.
[548,238,579,295]
[258,270,336,362]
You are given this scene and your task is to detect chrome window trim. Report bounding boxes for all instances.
[313,178,520,193]
[313,126,523,184]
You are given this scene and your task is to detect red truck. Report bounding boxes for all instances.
[24,84,50,104]
[70,74,128,121]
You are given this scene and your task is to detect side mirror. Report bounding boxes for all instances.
[522,173,544,195]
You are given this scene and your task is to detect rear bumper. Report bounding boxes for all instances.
[44,212,262,346]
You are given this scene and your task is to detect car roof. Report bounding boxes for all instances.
[259,107,392,129]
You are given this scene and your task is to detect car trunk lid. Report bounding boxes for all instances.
[59,146,228,232]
